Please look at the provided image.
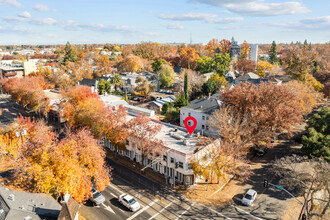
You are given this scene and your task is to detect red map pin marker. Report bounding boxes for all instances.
[184,116,197,135]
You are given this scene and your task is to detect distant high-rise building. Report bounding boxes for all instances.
[249,44,258,62]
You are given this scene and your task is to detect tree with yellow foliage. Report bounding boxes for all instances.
[284,80,323,116]
[240,42,250,60]
[256,60,274,77]
[6,117,110,203]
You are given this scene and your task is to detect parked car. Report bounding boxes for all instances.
[242,189,257,206]
[255,146,268,157]
[118,194,141,212]
[90,188,105,206]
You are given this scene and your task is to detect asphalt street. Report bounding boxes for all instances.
[79,159,281,220]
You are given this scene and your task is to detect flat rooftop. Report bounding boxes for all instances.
[126,115,204,155]
[0,64,24,71]
[0,185,61,220]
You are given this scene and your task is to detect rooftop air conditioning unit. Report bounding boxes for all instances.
[183,139,190,146]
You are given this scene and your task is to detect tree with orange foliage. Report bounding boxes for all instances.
[61,86,108,137]
[205,39,220,56]
[240,42,250,59]
[220,82,304,143]
[233,59,256,74]
[284,80,323,116]
[104,105,129,158]
[94,54,112,77]
[128,115,164,165]
[117,54,143,73]
[179,47,200,69]
[0,77,52,116]
[7,117,110,203]
[219,39,231,54]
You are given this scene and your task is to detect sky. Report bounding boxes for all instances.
[0,0,329,45]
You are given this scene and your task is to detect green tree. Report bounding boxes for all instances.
[62,42,78,64]
[111,74,123,91]
[184,72,189,101]
[195,56,213,73]
[213,53,232,76]
[97,79,111,95]
[268,41,278,65]
[159,64,174,88]
[174,94,188,108]
[302,107,330,161]
[151,59,166,72]
[202,80,217,96]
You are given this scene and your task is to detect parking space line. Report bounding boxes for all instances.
[231,205,264,220]
[175,203,195,220]
[108,183,125,195]
[147,201,173,220]
[110,193,117,197]
[199,203,232,219]
[126,199,158,220]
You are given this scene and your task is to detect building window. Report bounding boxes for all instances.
[178,162,183,169]
[202,125,205,129]
[163,155,167,162]
[202,116,205,120]
[206,116,209,120]
[186,163,192,170]
[170,157,174,163]
[206,126,209,130]
[188,113,191,117]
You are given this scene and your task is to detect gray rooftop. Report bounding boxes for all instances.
[181,98,221,114]
[0,185,61,220]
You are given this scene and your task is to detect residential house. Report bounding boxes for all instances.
[234,72,260,84]
[58,193,80,220]
[180,97,221,135]
[100,94,157,119]
[0,185,61,220]
[147,96,176,113]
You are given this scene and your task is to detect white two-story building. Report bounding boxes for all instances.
[180,97,221,135]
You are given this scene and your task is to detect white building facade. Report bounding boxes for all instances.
[180,98,221,134]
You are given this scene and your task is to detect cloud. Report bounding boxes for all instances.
[162,23,184,30]
[226,2,310,16]
[190,0,310,16]
[33,4,56,12]
[18,11,31,18]
[4,16,57,25]
[270,16,330,31]
[0,0,22,8]
[3,15,157,37]
[0,26,36,34]
[158,12,243,24]
[158,13,218,21]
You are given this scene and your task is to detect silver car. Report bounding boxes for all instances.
[90,188,105,206]
[242,189,257,206]
[118,194,141,212]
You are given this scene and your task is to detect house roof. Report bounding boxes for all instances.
[181,98,221,114]
[152,96,176,107]
[77,78,98,87]
[57,197,80,220]
[0,185,61,220]
[235,72,260,82]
